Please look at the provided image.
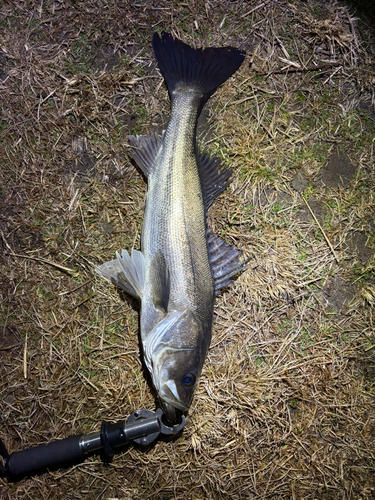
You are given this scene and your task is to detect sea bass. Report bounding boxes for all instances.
[96,32,247,420]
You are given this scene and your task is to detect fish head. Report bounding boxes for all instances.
[143,309,207,421]
[157,347,200,420]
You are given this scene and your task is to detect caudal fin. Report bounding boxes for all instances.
[152,32,245,107]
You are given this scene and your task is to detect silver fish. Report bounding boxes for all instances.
[96,32,247,421]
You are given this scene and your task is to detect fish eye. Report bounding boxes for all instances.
[182,373,196,387]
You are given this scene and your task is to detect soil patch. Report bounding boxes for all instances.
[322,275,356,311]
[296,197,326,225]
[320,149,357,188]
[92,45,122,72]
[346,231,374,265]
[291,169,309,192]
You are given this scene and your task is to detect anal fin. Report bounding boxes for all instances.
[207,230,250,294]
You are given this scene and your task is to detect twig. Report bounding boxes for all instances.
[72,293,95,309]
[13,253,78,277]
[23,331,28,379]
[301,194,339,264]
[241,0,271,17]
[2,229,78,276]
[255,61,343,76]
[1,236,78,279]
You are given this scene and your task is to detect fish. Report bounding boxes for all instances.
[96,32,247,421]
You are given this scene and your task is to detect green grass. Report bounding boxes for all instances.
[65,35,94,75]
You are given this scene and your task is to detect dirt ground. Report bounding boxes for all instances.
[0,0,374,499]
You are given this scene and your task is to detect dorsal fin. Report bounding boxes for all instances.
[207,230,250,294]
[196,149,232,209]
[128,133,162,178]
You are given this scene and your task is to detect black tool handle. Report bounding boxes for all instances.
[6,434,84,478]
[1,409,185,480]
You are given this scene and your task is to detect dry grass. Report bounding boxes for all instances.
[0,0,374,499]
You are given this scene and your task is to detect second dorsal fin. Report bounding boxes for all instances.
[196,149,232,209]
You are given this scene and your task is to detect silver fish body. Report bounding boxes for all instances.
[96,33,247,420]
[140,89,213,416]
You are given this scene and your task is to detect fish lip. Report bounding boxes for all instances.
[160,395,188,412]
[160,399,186,424]
[159,380,189,422]
[159,379,189,412]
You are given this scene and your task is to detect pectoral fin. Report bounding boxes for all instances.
[150,251,170,313]
[95,248,145,300]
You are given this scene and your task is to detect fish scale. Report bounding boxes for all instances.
[144,90,212,313]
[96,32,247,421]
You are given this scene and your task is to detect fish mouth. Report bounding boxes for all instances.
[160,399,185,424]
[159,379,188,422]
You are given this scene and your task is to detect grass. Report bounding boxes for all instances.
[0,0,374,499]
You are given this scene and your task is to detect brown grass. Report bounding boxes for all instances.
[1,0,374,499]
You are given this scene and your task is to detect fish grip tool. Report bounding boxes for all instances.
[0,408,185,480]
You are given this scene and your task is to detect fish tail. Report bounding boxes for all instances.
[152,32,245,111]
